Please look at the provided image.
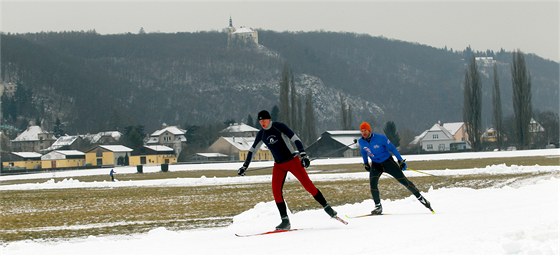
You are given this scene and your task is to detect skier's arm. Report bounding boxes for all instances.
[385,138,403,161]
[242,131,264,168]
[358,140,369,164]
[276,122,306,153]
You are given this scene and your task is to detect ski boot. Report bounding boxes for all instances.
[417,195,434,213]
[275,216,291,230]
[324,204,338,218]
[371,203,383,215]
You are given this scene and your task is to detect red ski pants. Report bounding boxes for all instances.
[271,156,319,203]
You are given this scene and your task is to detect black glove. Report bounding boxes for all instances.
[398,159,407,171]
[364,163,371,172]
[237,166,247,176]
[300,152,310,168]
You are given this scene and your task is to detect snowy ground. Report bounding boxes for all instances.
[1,149,559,255]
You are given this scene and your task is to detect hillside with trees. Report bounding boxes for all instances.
[1,31,558,145]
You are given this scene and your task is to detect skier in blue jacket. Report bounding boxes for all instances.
[358,121,433,214]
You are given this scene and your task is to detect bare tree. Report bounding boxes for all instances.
[290,73,297,130]
[511,50,532,149]
[279,63,290,124]
[304,90,317,145]
[339,93,353,130]
[492,63,504,150]
[463,56,482,151]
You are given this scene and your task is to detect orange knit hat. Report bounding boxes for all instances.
[360,121,372,132]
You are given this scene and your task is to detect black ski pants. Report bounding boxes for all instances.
[369,157,421,205]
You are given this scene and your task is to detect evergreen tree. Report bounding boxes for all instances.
[122,125,145,151]
[463,56,482,151]
[511,50,532,149]
[383,121,401,148]
[247,114,254,128]
[492,63,504,150]
[53,117,65,137]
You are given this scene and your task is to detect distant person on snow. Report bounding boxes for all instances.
[238,110,341,230]
[358,121,434,214]
[109,169,116,182]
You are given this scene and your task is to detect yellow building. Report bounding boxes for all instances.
[129,145,177,166]
[85,145,133,167]
[2,152,42,170]
[40,150,86,169]
[208,136,272,161]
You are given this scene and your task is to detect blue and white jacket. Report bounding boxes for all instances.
[358,133,403,164]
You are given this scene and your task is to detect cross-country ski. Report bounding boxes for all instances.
[235,228,302,237]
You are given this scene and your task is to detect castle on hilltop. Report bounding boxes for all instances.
[225,17,258,48]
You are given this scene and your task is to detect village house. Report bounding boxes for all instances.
[306,130,361,158]
[85,145,133,167]
[410,121,470,152]
[146,124,187,157]
[41,150,86,169]
[129,145,177,166]
[11,124,56,152]
[2,152,42,170]
[208,136,271,161]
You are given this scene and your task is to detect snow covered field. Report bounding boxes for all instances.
[1,149,559,255]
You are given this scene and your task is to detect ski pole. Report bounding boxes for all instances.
[408,168,440,177]
[309,139,358,161]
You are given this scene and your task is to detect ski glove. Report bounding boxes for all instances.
[237,166,247,176]
[364,163,371,172]
[398,159,407,171]
[300,152,310,168]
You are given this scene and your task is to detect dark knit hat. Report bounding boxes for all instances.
[257,110,272,120]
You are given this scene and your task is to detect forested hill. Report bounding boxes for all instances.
[1,31,558,135]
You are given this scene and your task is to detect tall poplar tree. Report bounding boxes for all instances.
[463,56,482,151]
[279,64,290,124]
[290,73,298,130]
[304,90,317,145]
[511,50,533,149]
[492,63,504,150]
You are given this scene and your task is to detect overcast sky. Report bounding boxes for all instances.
[1,0,558,62]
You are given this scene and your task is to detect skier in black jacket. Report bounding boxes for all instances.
[238,110,341,230]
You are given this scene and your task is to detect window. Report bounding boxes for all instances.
[433,134,439,139]
[438,144,445,151]
[427,144,433,150]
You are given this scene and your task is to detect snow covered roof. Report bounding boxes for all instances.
[410,130,428,145]
[83,131,122,144]
[323,131,361,149]
[98,145,133,152]
[11,152,42,159]
[44,135,79,151]
[13,126,49,141]
[442,122,464,136]
[53,150,85,156]
[221,137,268,151]
[41,150,85,160]
[196,153,228,158]
[144,145,174,152]
[220,123,259,133]
[151,126,186,136]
